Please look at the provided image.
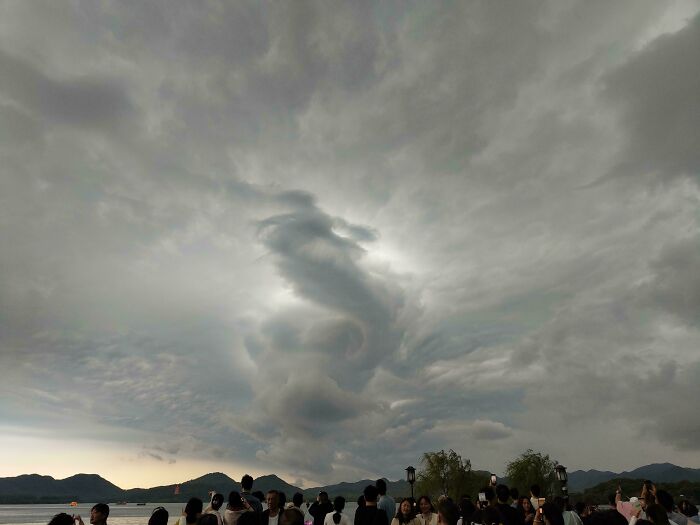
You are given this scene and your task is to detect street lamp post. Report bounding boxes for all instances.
[555,465,568,503]
[406,466,416,500]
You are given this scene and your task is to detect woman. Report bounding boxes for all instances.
[417,496,438,525]
[149,507,169,525]
[224,491,253,525]
[176,498,204,525]
[393,499,420,525]
[518,497,535,525]
[324,496,351,525]
[437,500,459,525]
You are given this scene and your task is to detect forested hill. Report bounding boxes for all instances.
[575,477,700,504]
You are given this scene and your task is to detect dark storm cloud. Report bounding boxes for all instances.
[605,12,700,182]
[0,49,135,130]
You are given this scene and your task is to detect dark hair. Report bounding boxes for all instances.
[280,509,304,525]
[607,494,618,507]
[333,496,346,524]
[541,503,564,525]
[419,496,435,513]
[241,474,254,490]
[496,485,510,503]
[293,492,304,507]
[198,515,218,525]
[517,498,533,516]
[357,495,366,508]
[376,479,388,496]
[212,493,224,511]
[574,502,585,515]
[646,504,671,525]
[437,500,460,525]
[655,491,673,513]
[530,485,541,498]
[459,497,475,519]
[92,504,110,519]
[228,491,244,510]
[510,488,519,501]
[149,507,169,525]
[279,492,287,508]
[396,498,417,524]
[319,492,329,503]
[253,491,266,502]
[48,513,74,525]
[364,485,379,503]
[185,498,204,525]
[679,500,698,517]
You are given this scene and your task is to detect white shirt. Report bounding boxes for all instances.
[324,511,352,525]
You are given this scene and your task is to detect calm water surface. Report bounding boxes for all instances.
[0,503,358,525]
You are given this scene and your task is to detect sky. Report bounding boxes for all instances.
[1,0,700,490]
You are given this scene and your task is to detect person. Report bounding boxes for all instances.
[241,475,264,515]
[310,492,335,525]
[471,487,496,525]
[645,505,672,525]
[263,490,282,525]
[393,498,420,525]
[176,499,204,525]
[534,504,564,525]
[656,491,685,525]
[377,480,397,525]
[496,485,524,525]
[48,514,74,525]
[280,509,305,525]
[678,501,699,524]
[418,496,438,525]
[75,504,110,525]
[519,498,535,525]
[437,499,460,525]
[531,487,542,512]
[206,494,225,525]
[289,492,306,517]
[150,507,170,525]
[224,491,253,525]
[510,490,520,509]
[325,496,352,525]
[355,485,389,525]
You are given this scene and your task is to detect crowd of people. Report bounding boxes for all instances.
[46,475,700,525]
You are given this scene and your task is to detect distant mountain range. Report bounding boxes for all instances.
[568,463,700,492]
[1,463,699,503]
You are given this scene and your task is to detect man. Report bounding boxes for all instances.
[288,492,306,517]
[376,479,396,524]
[263,490,282,525]
[310,491,334,525]
[241,474,264,514]
[76,504,109,525]
[496,485,524,525]
[355,485,389,525]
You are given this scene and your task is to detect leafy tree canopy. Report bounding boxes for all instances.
[505,449,559,498]
[416,449,488,500]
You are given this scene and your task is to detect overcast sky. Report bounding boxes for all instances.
[1,1,700,489]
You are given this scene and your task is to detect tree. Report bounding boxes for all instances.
[505,449,558,498]
[416,449,486,500]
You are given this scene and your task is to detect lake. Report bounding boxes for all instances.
[0,503,359,525]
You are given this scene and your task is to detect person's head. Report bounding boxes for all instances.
[211,493,224,511]
[655,491,674,514]
[90,504,110,525]
[198,515,218,525]
[292,493,304,508]
[541,503,565,525]
[397,498,415,522]
[364,485,379,504]
[149,507,169,525]
[357,495,366,508]
[318,491,329,504]
[279,493,287,509]
[253,491,265,502]
[48,513,74,525]
[241,474,254,491]
[267,490,280,512]
[332,496,346,525]
[646,505,671,525]
[459,497,475,519]
[419,496,435,515]
[229,491,244,510]
[607,494,618,507]
[679,500,698,517]
[510,488,519,502]
[185,498,204,525]
[519,497,532,513]
[530,485,541,498]
[480,487,496,505]
[376,479,388,496]
[279,509,304,525]
[574,502,586,516]
[496,485,510,504]
[437,499,460,525]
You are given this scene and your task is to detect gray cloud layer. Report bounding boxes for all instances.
[1,1,700,484]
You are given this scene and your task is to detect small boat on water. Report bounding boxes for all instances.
[137,503,146,506]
